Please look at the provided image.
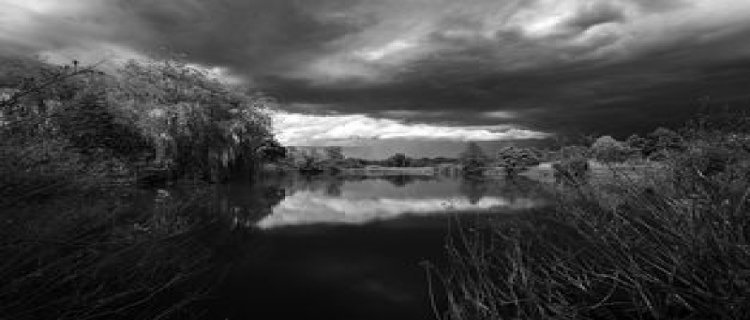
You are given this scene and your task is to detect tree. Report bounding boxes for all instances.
[644,127,685,160]
[460,142,489,175]
[386,153,410,167]
[325,146,344,161]
[591,136,630,163]
[553,157,590,185]
[497,146,541,175]
[257,139,286,162]
[558,145,590,160]
[110,58,276,181]
[626,134,647,157]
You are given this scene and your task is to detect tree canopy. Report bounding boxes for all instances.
[459,142,489,175]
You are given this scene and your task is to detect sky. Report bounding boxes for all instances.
[2,0,750,156]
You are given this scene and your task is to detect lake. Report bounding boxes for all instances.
[203,174,550,320]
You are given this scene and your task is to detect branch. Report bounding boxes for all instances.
[0,60,107,110]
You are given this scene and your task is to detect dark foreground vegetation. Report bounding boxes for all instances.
[0,187,243,320]
[442,111,750,319]
[0,55,275,319]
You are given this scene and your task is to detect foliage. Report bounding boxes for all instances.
[1,54,279,203]
[496,146,541,175]
[557,145,590,160]
[325,146,344,161]
[552,156,590,185]
[54,84,149,159]
[460,142,489,175]
[443,117,750,320]
[643,127,686,160]
[1,58,134,202]
[590,135,632,163]
[626,133,648,152]
[386,153,410,167]
[110,59,275,182]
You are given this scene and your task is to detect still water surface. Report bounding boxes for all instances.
[207,175,549,320]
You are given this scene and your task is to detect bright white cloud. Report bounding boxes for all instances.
[271,111,549,146]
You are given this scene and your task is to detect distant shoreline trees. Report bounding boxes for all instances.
[459,142,490,175]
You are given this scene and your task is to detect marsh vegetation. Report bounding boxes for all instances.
[442,112,750,320]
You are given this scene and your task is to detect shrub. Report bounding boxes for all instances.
[497,146,541,175]
[553,157,590,185]
[460,142,490,175]
[591,135,631,163]
[442,126,750,320]
[644,127,686,159]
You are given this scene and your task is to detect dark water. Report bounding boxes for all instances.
[204,175,549,320]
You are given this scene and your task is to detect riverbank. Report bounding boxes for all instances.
[520,160,669,185]
[442,125,750,319]
[341,166,438,176]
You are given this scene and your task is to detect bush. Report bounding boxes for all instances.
[460,142,490,175]
[442,127,750,320]
[644,127,686,159]
[111,59,275,181]
[591,135,631,163]
[553,157,590,185]
[497,146,541,175]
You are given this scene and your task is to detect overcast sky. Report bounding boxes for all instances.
[2,0,750,154]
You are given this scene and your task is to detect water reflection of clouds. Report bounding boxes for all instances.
[256,191,542,229]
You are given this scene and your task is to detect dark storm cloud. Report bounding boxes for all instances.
[561,2,625,34]
[2,0,750,140]
[0,0,368,76]
[110,0,368,75]
[255,0,750,137]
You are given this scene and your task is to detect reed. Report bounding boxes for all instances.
[442,123,750,319]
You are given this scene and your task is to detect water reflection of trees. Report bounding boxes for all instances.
[293,175,345,197]
[459,178,490,204]
[215,174,349,226]
[214,181,287,228]
[459,177,552,205]
[380,175,433,187]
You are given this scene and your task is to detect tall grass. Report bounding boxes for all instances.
[0,186,234,320]
[442,126,750,319]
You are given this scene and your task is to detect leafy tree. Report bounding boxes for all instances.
[54,84,148,159]
[496,146,541,175]
[625,134,647,157]
[552,157,589,185]
[326,146,344,161]
[386,153,410,167]
[644,127,686,160]
[460,142,489,175]
[257,139,287,162]
[591,135,630,163]
[110,59,276,181]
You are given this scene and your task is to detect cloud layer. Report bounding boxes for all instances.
[272,111,548,146]
[2,0,750,139]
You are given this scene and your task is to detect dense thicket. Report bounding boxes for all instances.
[0,55,276,319]
[443,112,750,320]
[0,56,277,204]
